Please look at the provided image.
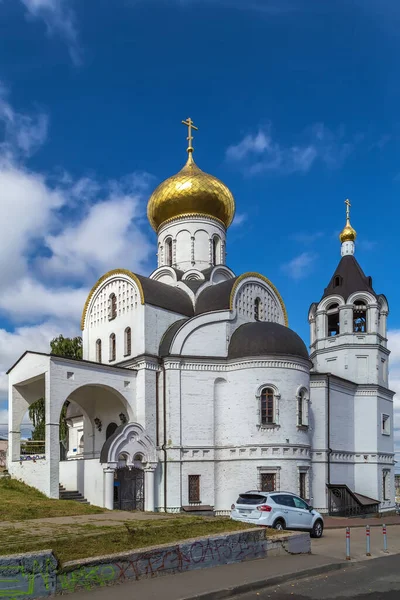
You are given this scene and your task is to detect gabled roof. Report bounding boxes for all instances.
[321,255,377,302]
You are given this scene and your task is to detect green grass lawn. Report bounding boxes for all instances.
[0,517,265,564]
[0,478,105,521]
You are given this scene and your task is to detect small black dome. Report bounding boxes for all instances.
[228,322,309,360]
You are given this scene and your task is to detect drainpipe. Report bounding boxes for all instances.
[161,360,168,512]
[327,374,332,485]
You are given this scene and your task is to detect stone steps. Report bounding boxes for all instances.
[59,484,90,504]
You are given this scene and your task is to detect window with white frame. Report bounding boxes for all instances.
[165,238,172,266]
[297,389,309,427]
[259,468,280,492]
[382,414,390,435]
[260,387,278,426]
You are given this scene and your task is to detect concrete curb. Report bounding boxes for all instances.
[180,561,349,600]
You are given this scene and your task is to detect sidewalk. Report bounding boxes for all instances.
[323,514,400,528]
[65,525,400,600]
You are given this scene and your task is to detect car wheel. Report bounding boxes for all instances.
[272,519,286,531]
[310,520,324,538]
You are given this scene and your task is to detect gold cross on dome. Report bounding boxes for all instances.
[345,198,351,221]
[182,117,198,153]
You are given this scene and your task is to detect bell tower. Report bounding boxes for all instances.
[308,201,389,385]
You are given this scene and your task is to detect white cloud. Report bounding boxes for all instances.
[0,84,48,157]
[231,212,248,228]
[282,252,316,280]
[0,84,153,325]
[20,0,81,65]
[226,123,354,175]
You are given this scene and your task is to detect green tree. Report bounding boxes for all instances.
[28,335,83,442]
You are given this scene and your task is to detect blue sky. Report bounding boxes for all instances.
[0,0,399,463]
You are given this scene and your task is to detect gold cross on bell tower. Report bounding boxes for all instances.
[182,117,198,154]
[345,198,351,222]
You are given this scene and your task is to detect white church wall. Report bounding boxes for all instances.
[8,459,50,497]
[144,305,188,357]
[59,458,105,507]
[181,370,214,447]
[181,461,215,507]
[180,322,228,357]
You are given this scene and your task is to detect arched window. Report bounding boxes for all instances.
[334,276,341,288]
[261,388,275,425]
[96,339,102,363]
[297,389,308,427]
[327,303,340,337]
[106,422,118,440]
[109,333,116,361]
[212,236,221,266]
[353,300,367,332]
[165,238,172,267]
[254,297,261,321]
[124,327,131,356]
[109,293,117,320]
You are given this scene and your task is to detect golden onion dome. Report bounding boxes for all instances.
[339,199,356,243]
[339,221,357,243]
[147,119,235,231]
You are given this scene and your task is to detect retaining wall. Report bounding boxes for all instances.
[0,529,310,598]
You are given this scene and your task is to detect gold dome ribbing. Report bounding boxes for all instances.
[339,198,357,243]
[147,118,235,231]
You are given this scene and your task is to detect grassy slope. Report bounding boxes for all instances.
[0,478,104,521]
[0,517,265,564]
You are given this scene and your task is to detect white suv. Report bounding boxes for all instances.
[230,490,324,538]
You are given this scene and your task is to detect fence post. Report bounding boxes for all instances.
[346,527,351,560]
[383,524,388,553]
[366,525,371,556]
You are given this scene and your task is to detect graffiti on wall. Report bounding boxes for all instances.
[0,530,309,598]
[0,553,57,598]
[59,531,267,592]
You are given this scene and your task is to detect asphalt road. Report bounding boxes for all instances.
[233,554,400,600]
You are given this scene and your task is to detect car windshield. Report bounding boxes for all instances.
[236,494,266,505]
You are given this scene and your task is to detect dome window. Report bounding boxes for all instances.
[254,297,261,322]
[212,236,221,266]
[333,275,342,288]
[353,300,367,333]
[165,238,172,267]
[108,293,117,320]
[327,303,340,337]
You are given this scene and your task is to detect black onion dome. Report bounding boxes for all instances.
[228,322,309,360]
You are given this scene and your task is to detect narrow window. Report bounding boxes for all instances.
[212,236,221,265]
[260,472,276,492]
[254,297,261,321]
[382,414,390,435]
[261,388,275,425]
[327,303,340,336]
[299,472,307,499]
[124,327,131,356]
[188,475,200,503]
[298,392,304,426]
[383,471,389,501]
[96,339,102,363]
[334,276,341,287]
[353,300,367,333]
[165,238,172,267]
[109,333,116,361]
[109,293,117,320]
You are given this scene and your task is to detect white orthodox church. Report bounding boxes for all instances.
[7,120,395,516]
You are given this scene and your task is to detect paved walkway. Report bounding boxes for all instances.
[1,511,398,531]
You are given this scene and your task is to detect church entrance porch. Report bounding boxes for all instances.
[114,467,145,511]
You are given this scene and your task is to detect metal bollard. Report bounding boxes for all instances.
[346,526,351,560]
[383,524,388,552]
[366,525,371,556]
